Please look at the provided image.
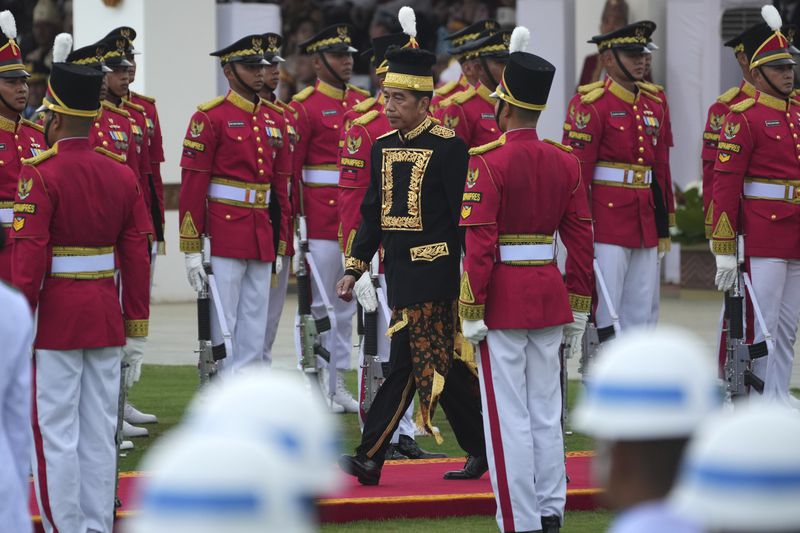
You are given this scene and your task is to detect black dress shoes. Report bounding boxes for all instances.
[540,515,560,533]
[384,443,407,460]
[442,455,488,480]
[338,454,381,486]
[396,435,448,459]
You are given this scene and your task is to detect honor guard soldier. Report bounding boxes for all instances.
[702,30,758,238]
[179,35,290,372]
[13,61,151,533]
[256,32,293,366]
[711,6,800,405]
[459,28,594,533]
[440,28,509,148]
[431,19,499,118]
[336,46,487,485]
[0,11,46,283]
[563,21,670,340]
[291,24,368,411]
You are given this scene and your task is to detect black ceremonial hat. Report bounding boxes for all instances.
[261,33,284,63]
[445,19,498,51]
[96,35,133,68]
[211,34,270,65]
[299,24,357,55]
[493,51,555,111]
[103,26,139,55]
[456,29,512,61]
[589,20,656,53]
[67,42,111,72]
[42,62,103,117]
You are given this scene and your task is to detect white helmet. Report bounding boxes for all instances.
[183,369,340,494]
[573,326,721,440]
[126,431,317,533]
[669,401,800,532]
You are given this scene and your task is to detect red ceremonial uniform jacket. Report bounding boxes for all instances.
[0,116,45,283]
[701,80,756,237]
[440,83,502,148]
[711,91,800,260]
[91,101,140,177]
[338,103,391,258]
[130,91,166,248]
[178,90,290,261]
[261,97,293,256]
[430,73,471,120]
[563,77,669,249]
[277,98,299,256]
[11,138,151,349]
[290,80,367,240]
[459,130,594,329]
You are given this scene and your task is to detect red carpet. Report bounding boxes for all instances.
[30,451,600,529]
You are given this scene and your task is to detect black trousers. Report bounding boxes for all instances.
[356,313,486,466]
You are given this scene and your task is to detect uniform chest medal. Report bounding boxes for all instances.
[642,109,660,145]
[262,116,283,147]
[145,117,155,136]
[109,129,129,150]
[29,137,43,157]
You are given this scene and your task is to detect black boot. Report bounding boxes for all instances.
[541,515,560,533]
[385,443,407,461]
[443,455,488,480]
[396,435,448,459]
[338,454,381,486]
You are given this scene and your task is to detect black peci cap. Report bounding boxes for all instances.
[589,20,656,53]
[493,51,555,111]
[383,46,435,92]
[299,24,357,55]
[211,34,270,66]
[42,62,104,117]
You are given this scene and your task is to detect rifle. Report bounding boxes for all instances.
[578,321,600,381]
[197,235,226,385]
[360,255,384,422]
[114,359,129,515]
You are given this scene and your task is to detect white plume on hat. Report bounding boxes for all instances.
[762,4,782,32]
[509,26,530,54]
[399,6,417,38]
[0,10,17,41]
[52,33,72,64]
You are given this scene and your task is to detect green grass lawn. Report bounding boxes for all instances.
[125,365,610,531]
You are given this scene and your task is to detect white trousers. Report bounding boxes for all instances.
[0,286,33,533]
[748,257,800,402]
[308,239,355,370]
[595,243,658,331]
[478,327,566,533]
[356,274,414,442]
[210,256,271,373]
[263,255,290,366]
[32,347,121,533]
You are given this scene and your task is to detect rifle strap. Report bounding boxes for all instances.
[593,259,622,336]
[741,272,775,353]
[207,273,234,358]
[305,251,338,395]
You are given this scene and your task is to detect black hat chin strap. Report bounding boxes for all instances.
[0,91,19,117]
[758,66,793,98]
[479,57,499,91]
[494,99,505,131]
[230,62,259,101]
[612,48,641,83]
[318,51,347,89]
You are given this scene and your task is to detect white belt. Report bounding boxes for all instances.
[51,252,115,274]
[499,244,555,262]
[593,165,652,185]
[743,181,798,201]
[0,207,11,224]
[303,168,339,186]
[208,183,270,205]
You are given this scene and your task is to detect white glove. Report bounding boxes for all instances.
[184,253,207,292]
[658,250,666,261]
[275,255,284,275]
[462,319,489,344]
[715,254,737,292]
[122,336,147,388]
[292,236,302,274]
[354,272,378,312]
[562,311,589,360]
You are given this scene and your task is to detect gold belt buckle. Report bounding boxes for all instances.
[633,170,644,185]
[255,190,267,205]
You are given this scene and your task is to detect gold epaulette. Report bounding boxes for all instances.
[102,101,130,118]
[469,134,506,156]
[730,98,755,113]
[348,84,371,97]
[132,91,155,104]
[352,96,376,113]
[430,124,455,138]
[377,129,398,140]
[291,86,314,103]
[198,95,225,112]
[717,86,741,104]
[20,118,43,133]
[637,81,664,94]
[94,146,126,163]
[640,90,662,104]
[543,138,573,153]
[580,87,605,104]
[261,99,283,113]
[123,99,145,113]
[577,80,604,95]
[429,116,441,125]
[435,79,458,96]
[353,109,379,126]
[452,86,476,105]
[23,145,57,166]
